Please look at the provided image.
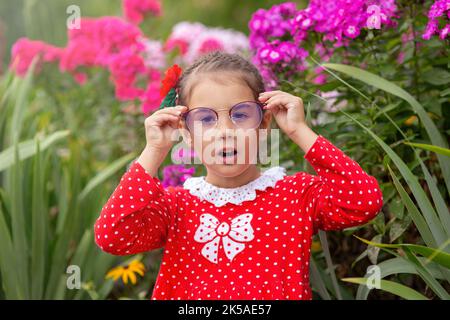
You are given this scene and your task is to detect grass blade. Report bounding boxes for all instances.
[31,138,46,299]
[354,236,450,269]
[78,152,137,202]
[9,142,29,298]
[386,164,437,248]
[0,130,70,172]
[404,142,450,157]
[0,203,20,298]
[343,278,429,300]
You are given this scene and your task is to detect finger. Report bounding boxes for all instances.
[152,105,187,116]
[258,90,284,101]
[152,114,181,127]
[263,96,286,110]
[267,95,297,110]
[260,90,283,96]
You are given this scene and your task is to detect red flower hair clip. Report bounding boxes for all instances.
[158,64,182,109]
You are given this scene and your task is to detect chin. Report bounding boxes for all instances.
[208,163,251,178]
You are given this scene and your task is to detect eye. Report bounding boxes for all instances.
[200,115,216,124]
[232,112,249,120]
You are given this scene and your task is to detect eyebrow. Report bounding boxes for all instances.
[189,100,256,110]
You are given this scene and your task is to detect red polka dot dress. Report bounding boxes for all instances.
[94,135,383,300]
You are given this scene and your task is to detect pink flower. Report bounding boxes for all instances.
[11,38,63,76]
[312,66,327,85]
[343,25,360,38]
[164,38,190,55]
[162,164,195,188]
[422,0,450,40]
[440,24,450,39]
[172,147,197,163]
[140,39,166,69]
[166,22,248,64]
[198,38,225,54]
[249,1,398,88]
[123,0,162,24]
[60,17,144,73]
[109,48,146,86]
[320,90,348,113]
[268,50,282,63]
[74,72,88,85]
[397,51,405,64]
[141,69,162,115]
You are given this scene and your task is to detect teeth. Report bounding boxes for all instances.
[221,150,236,157]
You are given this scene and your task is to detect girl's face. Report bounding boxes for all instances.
[180,73,272,178]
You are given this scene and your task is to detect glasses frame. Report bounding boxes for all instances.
[181,100,267,132]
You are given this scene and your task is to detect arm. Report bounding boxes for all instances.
[94,158,177,255]
[292,127,383,234]
[258,91,383,234]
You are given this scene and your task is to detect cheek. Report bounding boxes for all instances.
[236,130,260,161]
[189,136,214,160]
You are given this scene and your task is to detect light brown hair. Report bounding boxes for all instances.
[176,51,265,106]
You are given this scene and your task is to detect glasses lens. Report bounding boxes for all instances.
[230,102,262,129]
[185,108,217,132]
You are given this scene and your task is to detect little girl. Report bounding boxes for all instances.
[94,51,383,300]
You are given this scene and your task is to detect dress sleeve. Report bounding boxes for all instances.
[296,135,383,234]
[94,160,177,255]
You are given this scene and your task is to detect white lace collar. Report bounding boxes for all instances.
[183,166,286,207]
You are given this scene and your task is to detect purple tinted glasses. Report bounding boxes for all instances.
[181,101,266,132]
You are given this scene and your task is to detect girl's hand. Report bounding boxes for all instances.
[258,90,306,139]
[137,106,187,175]
[143,105,187,152]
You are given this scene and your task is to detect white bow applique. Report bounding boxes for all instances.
[194,213,255,264]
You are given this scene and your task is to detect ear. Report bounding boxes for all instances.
[260,110,272,134]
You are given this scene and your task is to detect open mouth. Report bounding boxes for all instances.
[217,148,238,164]
[221,149,237,157]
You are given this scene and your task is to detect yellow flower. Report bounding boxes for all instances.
[311,240,322,252]
[404,115,418,126]
[106,259,145,285]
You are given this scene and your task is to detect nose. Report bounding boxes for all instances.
[215,111,235,137]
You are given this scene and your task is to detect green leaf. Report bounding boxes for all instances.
[342,278,429,300]
[9,60,36,144]
[404,142,450,157]
[422,68,450,86]
[9,142,29,298]
[78,152,137,202]
[389,215,412,243]
[386,164,436,248]
[0,203,21,298]
[310,257,332,300]
[367,234,383,265]
[402,247,450,300]
[354,236,450,269]
[0,130,70,172]
[356,257,445,300]
[318,230,342,299]
[31,138,46,299]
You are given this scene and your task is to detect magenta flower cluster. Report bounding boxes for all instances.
[164,22,249,65]
[249,1,398,89]
[423,0,450,40]
[10,2,249,115]
[123,0,162,24]
[162,165,195,188]
[11,10,162,114]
